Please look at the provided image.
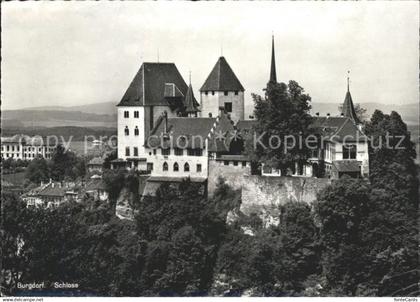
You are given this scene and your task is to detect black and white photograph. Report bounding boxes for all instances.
[1,1,419,300]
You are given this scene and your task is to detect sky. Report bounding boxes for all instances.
[1,1,419,117]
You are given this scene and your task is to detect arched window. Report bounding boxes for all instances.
[134,126,139,136]
[184,162,190,172]
[163,162,168,171]
[173,162,179,172]
[124,126,129,136]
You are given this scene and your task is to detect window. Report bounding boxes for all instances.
[162,148,170,156]
[134,126,139,136]
[125,147,130,156]
[7,146,9,151]
[124,126,129,136]
[163,162,168,171]
[133,147,138,156]
[205,91,208,95]
[173,162,179,172]
[147,163,154,171]
[224,102,232,113]
[124,111,129,118]
[224,161,229,166]
[235,91,239,95]
[134,111,139,118]
[343,144,357,159]
[224,91,228,96]
[12,146,15,151]
[233,161,238,166]
[187,148,202,156]
[184,162,190,172]
[196,164,202,172]
[174,148,183,156]
[242,161,247,167]
[211,91,215,95]
[153,149,157,155]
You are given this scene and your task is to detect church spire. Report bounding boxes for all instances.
[269,35,277,84]
[341,71,360,124]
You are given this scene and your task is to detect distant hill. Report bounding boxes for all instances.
[20,101,117,115]
[2,109,117,128]
[310,102,419,125]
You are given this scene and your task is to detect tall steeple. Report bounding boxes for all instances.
[269,35,277,84]
[341,71,360,124]
[184,73,199,117]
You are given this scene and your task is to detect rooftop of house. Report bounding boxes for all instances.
[200,56,244,92]
[88,157,105,166]
[117,62,189,107]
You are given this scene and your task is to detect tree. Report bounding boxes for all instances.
[250,80,315,175]
[25,157,50,184]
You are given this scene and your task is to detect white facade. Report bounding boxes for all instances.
[200,91,244,123]
[117,106,146,161]
[1,137,55,161]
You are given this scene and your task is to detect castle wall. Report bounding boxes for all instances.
[200,91,244,123]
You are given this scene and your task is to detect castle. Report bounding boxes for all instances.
[112,37,369,187]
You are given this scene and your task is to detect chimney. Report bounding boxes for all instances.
[315,112,320,116]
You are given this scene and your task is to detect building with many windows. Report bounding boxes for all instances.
[114,36,369,186]
[1,135,55,160]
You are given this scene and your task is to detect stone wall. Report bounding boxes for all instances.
[207,161,331,225]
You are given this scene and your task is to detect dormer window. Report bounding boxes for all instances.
[224,91,228,96]
[235,91,239,95]
[211,91,215,95]
[204,91,208,95]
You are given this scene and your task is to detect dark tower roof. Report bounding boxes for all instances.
[117,62,188,106]
[184,83,200,114]
[200,57,244,92]
[269,35,277,83]
[341,76,360,124]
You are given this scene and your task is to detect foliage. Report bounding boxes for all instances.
[25,158,50,184]
[250,80,314,175]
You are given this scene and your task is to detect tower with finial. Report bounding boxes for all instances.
[269,34,277,84]
[184,71,200,117]
[199,56,245,123]
[341,70,360,124]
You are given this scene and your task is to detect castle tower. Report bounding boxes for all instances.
[199,57,245,123]
[341,72,360,124]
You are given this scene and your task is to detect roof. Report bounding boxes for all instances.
[1,135,53,146]
[217,154,250,161]
[85,179,106,191]
[117,63,188,107]
[200,57,244,92]
[147,117,217,149]
[236,120,258,131]
[184,84,200,113]
[311,116,367,142]
[147,176,207,183]
[269,36,277,83]
[341,90,360,124]
[88,157,104,166]
[333,160,361,172]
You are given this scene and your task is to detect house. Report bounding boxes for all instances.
[1,135,55,160]
[87,157,105,174]
[22,180,79,208]
[84,175,108,201]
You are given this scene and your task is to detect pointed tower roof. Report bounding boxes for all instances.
[200,57,244,92]
[184,83,200,114]
[269,35,277,83]
[341,73,360,124]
